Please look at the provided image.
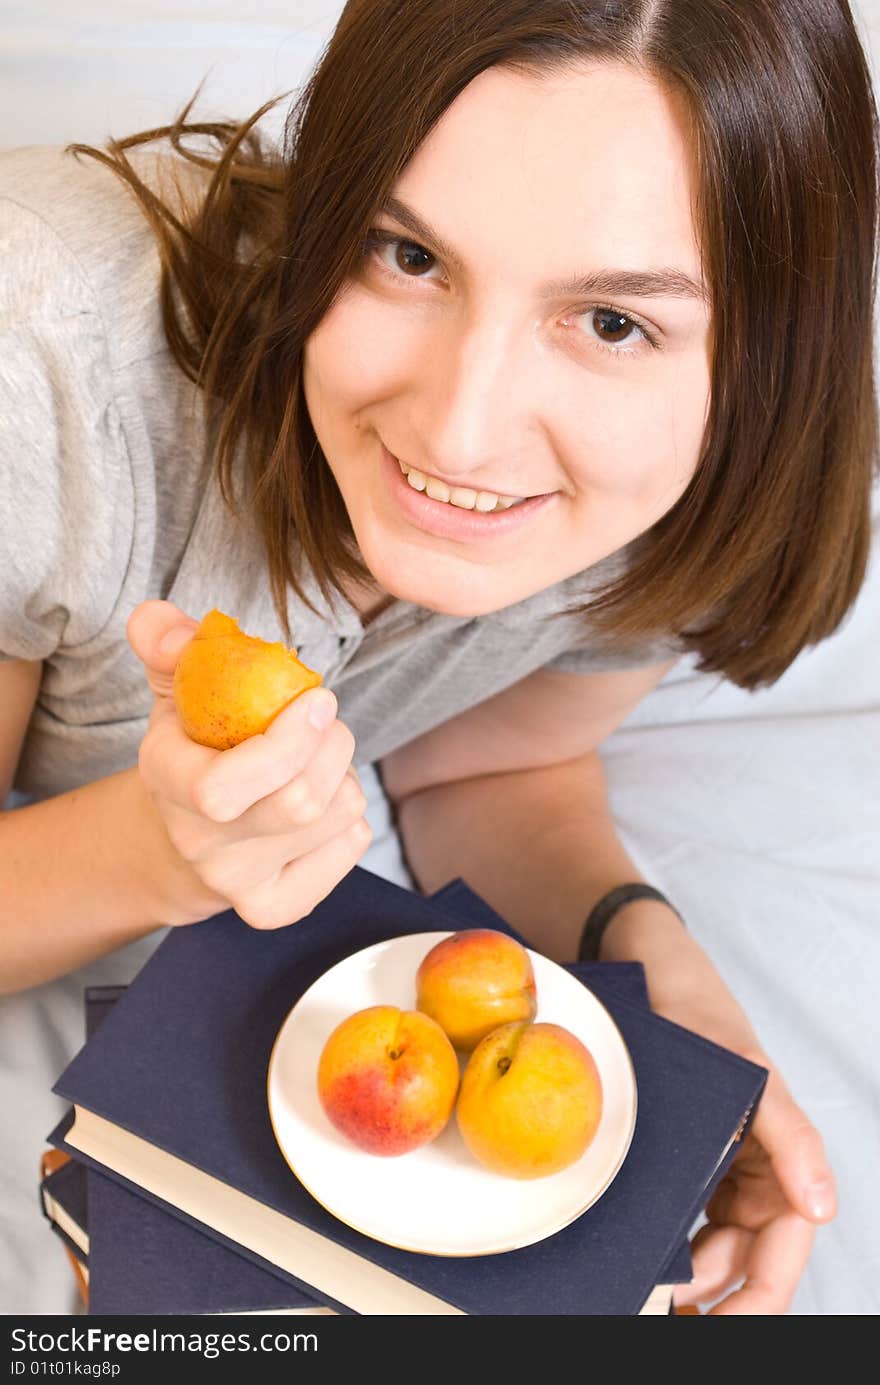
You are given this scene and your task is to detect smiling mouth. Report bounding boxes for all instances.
[392,455,532,513]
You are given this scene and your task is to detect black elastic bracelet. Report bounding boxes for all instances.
[577,883,685,962]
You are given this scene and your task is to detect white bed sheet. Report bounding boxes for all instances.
[1,1,878,1317]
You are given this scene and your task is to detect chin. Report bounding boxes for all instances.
[414,589,503,617]
[362,549,517,618]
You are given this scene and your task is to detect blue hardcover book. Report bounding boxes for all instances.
[39,1156,89,1268]
[43,1155,688,1316]
[41,1152,331,1315]
[47,883,685,1316]
[51,866,763,1315]
[87,1169,337,1317]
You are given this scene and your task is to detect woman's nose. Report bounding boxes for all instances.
[411,316,536,483]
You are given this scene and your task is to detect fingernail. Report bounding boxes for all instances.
[306,689,337,730]
[806,1177,835,1220]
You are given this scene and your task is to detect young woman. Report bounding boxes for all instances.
[1,0,876,1313]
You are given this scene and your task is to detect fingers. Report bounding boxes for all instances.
[139,697,223,819]
[127,599,201,699]
[705,1213,815,1315]
[673,1223,751,1307]
[749,1066,837,1223]
[230,817,373,931]
[704,1138,789,1231]
[235,733,362,839]
[674,1212,816,1315]
[183,771,367,895]
[142,686,341,823]
[194,688,341,823]
[675,1065,830,1315]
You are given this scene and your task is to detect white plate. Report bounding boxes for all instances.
[267,932,637,1256]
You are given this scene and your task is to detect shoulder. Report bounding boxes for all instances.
[0,145,209,661]
[0,143,209,368]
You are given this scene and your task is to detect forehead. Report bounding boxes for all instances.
[393,61,702,282]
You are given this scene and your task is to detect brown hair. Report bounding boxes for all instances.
[69,0,879,688]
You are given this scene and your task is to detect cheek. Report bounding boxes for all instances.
[565,355,710,501]
[305,289,422,420]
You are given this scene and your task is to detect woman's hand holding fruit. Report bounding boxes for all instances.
[126,599,372,930]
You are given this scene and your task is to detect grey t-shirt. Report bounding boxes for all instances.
[0,144,679,804]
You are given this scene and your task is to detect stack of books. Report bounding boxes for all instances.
[42,869,767,1315]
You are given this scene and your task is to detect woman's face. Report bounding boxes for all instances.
[303,61,712,616]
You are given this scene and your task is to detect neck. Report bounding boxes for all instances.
[340,573,395,626]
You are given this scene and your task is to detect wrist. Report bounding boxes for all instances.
[596,897,691,964]
[578,881,686,962]
[599,898,766,1053]
[129,771,227,927]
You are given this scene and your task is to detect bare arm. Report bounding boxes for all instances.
[396,746,686,964]
[383,659,677,963]
[0,766,226,995]
[0,598,373,995]
[0,659,220,993]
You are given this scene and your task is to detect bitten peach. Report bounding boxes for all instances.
[173,608,322,749]
[456,1020,603,1178]
[416,929,537,1051]
[317,1005,460,1156]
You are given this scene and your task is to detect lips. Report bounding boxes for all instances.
[381,445,555,542]
[391,453,537,513]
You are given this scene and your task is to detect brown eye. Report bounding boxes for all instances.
[566,302,653,352]
[593,308,637,343]
[365,231,444,282]
[394,240,436,275]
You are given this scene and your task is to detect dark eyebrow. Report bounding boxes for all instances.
[380,195,710,306]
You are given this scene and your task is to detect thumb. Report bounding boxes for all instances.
[752,1069,837,1224]
[127,600,200,699]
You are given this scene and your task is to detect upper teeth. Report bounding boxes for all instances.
[396,458,524,512]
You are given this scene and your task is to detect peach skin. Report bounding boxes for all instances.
[456,1020,603,1178]
[172,608,322,750]
[317,1005,460,1156]
[415,929,537,1051]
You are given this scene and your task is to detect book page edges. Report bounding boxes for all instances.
[41,1186,90,1257]
[65,1107,462,1316]
[638,1285,674,1315]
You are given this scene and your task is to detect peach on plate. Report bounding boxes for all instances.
[316,1004,460,1156]
[456,1020,603,1178]
[415,928,537,1051]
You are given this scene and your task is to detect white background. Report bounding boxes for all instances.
[1,2,343,148]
